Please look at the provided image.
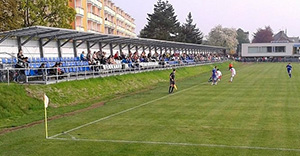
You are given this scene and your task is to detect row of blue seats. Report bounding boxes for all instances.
[26,66,91,76]
[1,57,81,64]
[28,57,81,63]
[27,61,89,68]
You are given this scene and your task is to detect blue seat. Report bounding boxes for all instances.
[52,57,58,62]
[13,58,17,64]
[2,58,7,64]
[31,58,36,63]
[36,58,41,62]
[75,57,80,61]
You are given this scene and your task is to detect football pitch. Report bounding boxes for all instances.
[1,63,300,156]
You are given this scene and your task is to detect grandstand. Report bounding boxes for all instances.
[0,26,227,84]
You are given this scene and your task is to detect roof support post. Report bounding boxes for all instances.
[17,37,22,52]
[128,44,131,53]
[109,43,113,56]
[135,45,138,52]
[87,41,91,53]
[38,38,44,58]
[160,47,162,55]
[57,40,62,58]
[99,42,102,52]
[119,44,123,54]
[73,40,78,57]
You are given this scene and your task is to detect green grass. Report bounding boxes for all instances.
[2,62,300,155]
[0,62,228,129]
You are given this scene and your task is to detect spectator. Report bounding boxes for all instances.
[17,49,26,63]
[38,63,46,80]
[80,51,87,61]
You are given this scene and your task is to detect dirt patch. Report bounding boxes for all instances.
[0,102,105,136]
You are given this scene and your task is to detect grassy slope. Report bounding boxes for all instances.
[0,62,229,129]
[1,62,300,156]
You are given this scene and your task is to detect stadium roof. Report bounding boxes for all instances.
[0,26,226,51]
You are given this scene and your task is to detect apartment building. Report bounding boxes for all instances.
[68,0,136,37]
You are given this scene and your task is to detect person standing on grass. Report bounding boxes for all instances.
[216,69,222,82]
[229,62,233,70]
[286,63,292,78]
[211,66,217,85]
[229,67,236,83]
[169,69,176,93]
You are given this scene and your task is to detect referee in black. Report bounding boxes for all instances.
[169,69,176,93]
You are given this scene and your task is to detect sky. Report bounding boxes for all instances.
[112,0,300,40]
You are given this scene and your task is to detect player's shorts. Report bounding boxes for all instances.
[170,81,175,85]
[218,76,222,79]
[231,75,235,77]
[287,70,292,74]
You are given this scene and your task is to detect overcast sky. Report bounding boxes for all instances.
[112,0,300,40]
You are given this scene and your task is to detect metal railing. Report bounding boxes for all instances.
[0,59,226,85]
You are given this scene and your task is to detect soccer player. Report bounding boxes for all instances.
[216,69,222,81]
[229,62,233,70]
[286,63,292,78]
[169,69,176,93]
[229,67,236,82]
[211,66,217,85]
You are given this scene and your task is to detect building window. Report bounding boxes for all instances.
[274,46,285,53]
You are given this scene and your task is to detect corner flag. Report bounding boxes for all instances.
[44,94,49,108]
[43,94,49,138]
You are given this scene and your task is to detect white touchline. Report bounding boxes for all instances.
[49,84,200,139]
[48,137,300,152]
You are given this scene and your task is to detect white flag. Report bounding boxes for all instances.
[44,94,49,108]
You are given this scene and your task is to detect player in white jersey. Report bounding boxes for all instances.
[216,69,222,81]
[229,67,236,82]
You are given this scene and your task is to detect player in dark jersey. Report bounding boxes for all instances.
[169,69,176,93]
[286,63,292,78]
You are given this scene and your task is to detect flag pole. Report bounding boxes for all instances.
[44,105,48,139]
[44,93,49,139]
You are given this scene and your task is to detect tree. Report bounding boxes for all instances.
[140,0,180,41]
[236,28,250,53]
[252,26,274,43]
[0,0,76,31]
[178,12,203,44]
[0,0,23,31]
[207,25,238,53]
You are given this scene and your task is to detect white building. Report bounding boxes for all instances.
[242,43,300,58]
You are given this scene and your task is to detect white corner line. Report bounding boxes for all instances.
[47,137,300,152]
[49,84,200,139]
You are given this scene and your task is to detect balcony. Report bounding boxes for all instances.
[87,0,103,8]
[87,13,103,24]
[116,26,126,33]
[75,7,84,16]
[116,14,125,22]
[104,6,115,15]
[88,29,99,34]
[124,19,136,28]
[104,20,114,28]
[76,26,85,32]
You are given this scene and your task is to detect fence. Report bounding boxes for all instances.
[0,60,225,85]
